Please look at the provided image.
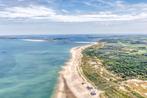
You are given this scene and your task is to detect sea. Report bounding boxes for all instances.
[0,35,103,98]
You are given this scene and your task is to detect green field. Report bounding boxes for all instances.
[81,35,147,98]
[83,36,147,80]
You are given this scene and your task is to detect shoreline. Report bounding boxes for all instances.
[53,43,101,98]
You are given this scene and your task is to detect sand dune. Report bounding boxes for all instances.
[53,44,101,98]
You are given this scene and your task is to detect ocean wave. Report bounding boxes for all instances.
[21,39,46,42]
[75,41,97,44]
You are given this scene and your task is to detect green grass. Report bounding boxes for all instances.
[81,57,136,98]
[81,37,147,98]
[83,42,147,80]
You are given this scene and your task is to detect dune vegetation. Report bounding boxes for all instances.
[81,36,147,98]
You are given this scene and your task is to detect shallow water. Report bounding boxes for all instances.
[0,35,101,98]
[0,41,72,98]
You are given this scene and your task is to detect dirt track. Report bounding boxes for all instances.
[53,44,101,98]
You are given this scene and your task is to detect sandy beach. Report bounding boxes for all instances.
[53,44,101,98]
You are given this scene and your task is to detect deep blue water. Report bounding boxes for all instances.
[0,35,100,98]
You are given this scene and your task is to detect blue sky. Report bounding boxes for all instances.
[0,0,147,35]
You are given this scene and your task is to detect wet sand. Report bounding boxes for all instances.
[53,44,101,98]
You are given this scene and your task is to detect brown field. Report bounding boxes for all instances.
[126,79,147,98]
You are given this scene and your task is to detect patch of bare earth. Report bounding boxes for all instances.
[126,79,147,97]
[54,44,101,98]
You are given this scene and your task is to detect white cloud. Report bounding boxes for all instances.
[115,2,147,13]
[0,5,56,18]
[0,5,147,22]
[83,0,147,14]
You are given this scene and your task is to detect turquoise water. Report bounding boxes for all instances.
[0,37,82,98]
[0,35,146,98]
[0,35,101,98]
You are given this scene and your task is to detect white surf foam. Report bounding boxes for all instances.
[21,39,46,42]
[75,41,97,44]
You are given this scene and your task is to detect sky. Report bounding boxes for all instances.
[0,0,147,35]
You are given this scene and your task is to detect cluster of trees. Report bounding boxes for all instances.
[99,35,147,45]
[83,42,147,80]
